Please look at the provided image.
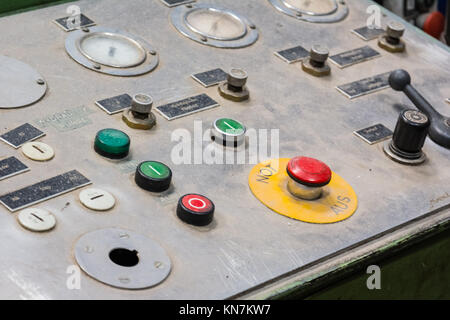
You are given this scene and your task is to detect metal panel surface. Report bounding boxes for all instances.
[0,0,449,299]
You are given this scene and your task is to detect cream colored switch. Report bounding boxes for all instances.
[79,188,116,211]
[18,208,56,232]
[21,142,55,161]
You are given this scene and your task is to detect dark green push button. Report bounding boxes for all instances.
[135,161,172,192]
[94,128,130,159]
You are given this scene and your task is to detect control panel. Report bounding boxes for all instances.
[0,0,449,299]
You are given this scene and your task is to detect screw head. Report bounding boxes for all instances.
[310,45,329,63]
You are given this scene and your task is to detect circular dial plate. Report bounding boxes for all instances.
[282,0,338,16]
[249,158,357,224]
[65,27,159,77]
[79,33,146,68]
[0,56,47,109]
[185,8,247,40]
[171,4,258,48]
[269,0,348,23]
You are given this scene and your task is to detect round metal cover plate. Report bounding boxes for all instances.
[269,0,349,23]
[0,56,47,109]
[74,228,171,289]
[65,27,159,77]
[170,4,258,48]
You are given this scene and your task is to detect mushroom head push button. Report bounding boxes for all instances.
[177,194,215,226]
[302,45,331,77]
[286,157,332,200]
[135,161,172,192]
[219,68,250,102]
[379,21,406,53]
[123,94,157,130]
[94,128,130,159]
[384,110,430,165]
[211,118,246,147]
[248,158,358,224]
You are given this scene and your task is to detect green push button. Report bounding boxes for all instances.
[212,118,246,147]
[139,161,171,180]
[135,161,172,192]
[94,128,130,159]
[215,118,245,135]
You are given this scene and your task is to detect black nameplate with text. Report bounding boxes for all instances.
[354,124,393,145]
[336,72,391,99]
[54,14,96,32]
[0,157,29,181]
[191,68,228,87]
[0,170,91,212]
[96,94,132,115]
[330,46,380,68]
[160,0,195,7]
[274,45,309,64]
[352,26,385,41]
[156,94,219,120]
[0,123,45,149]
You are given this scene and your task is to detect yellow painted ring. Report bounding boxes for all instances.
[248,158,358,224]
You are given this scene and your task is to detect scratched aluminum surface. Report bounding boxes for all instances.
[0,0,449,299]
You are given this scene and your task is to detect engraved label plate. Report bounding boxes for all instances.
[336,72,391,99]
[191,68,228,87]
[0,123,45,149]
[351,26,385,41]
[54,14,96,32]
[0,170,91,212]
[274,45,309,64]
[95,94,132,115]
[160,0,195,7]
[330,46,381,68]
[156,94,219,120]
[354,124,393,145]
[0,157,29,181]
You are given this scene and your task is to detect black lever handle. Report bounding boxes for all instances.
[389,70,450,149]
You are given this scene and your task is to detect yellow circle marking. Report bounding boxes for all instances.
[249,158,358,224]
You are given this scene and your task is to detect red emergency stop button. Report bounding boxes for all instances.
[287,157,332,187]
[177,194,215,226]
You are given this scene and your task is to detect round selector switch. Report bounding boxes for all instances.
[177,194,215,226]
[286,157,332,200]
[211,118,246,147]
[135,161,172,192]
[384,109,430,165]
[94,128,130,159]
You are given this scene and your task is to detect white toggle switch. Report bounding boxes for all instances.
[21,142,55,161]
[18,208,56,232]
[79,188,116,211]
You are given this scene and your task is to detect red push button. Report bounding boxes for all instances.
[177,194,215,226]
[287,157,332,187]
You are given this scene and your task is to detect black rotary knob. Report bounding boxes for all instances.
[135,161,172,192]
[392,110,430,155]
[177,194,215,226]
[384,110,430,165]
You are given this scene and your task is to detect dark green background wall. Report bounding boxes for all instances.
[0,0,71,16]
